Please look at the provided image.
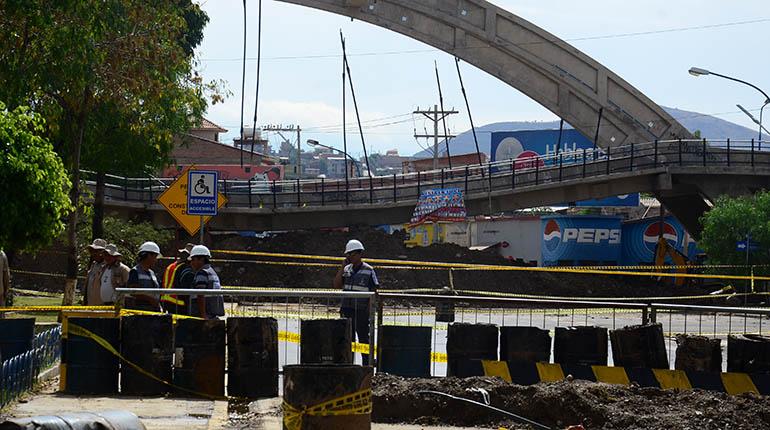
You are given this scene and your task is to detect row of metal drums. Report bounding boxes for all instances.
[63,315,281,397]
[64,316,424,397]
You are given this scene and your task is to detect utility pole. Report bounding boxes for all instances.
[263,124,302,178]
[413,105,458,169]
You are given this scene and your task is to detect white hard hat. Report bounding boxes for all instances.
[189,245,211,259]
[344,239,364,254]
[138,241,161,255]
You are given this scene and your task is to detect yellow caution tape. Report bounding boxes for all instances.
[10,269,86,280]
[451,289,763,302]
[283,388,372,430]
[211,249,768,281]
[67,323,226,400]
[0,305,116,312]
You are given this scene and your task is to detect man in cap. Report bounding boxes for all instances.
[334,239,379,365]
[96,244,130,306]
[188,245,225,319]
[84,239,107,305]
[160,243,194,314]
[125,241,162,312]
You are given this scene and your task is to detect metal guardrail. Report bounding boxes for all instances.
[84,138,770,209]
[0,326,61,408]
[118,288,770,374]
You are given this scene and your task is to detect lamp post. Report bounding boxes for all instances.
[689,67,770,144]
[307,139,362,179]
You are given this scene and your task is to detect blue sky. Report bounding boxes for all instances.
[196,0,769,157]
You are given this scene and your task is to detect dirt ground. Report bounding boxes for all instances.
[10,226,721,300]
[372,374,770,430]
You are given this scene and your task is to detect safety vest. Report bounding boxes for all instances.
[160,261,185,306]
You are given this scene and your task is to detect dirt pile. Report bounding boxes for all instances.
[372,374,770,429]
[12,226,718,300]
[197,227,712,299]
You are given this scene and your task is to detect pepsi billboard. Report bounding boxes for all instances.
[621,216,700,265]
[541,215,623,266]
[491,130,639,207]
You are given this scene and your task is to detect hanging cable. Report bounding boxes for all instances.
[249,0,263,163]
[341,31,372,177]
[435,61,452,169]
[340,30,349,195]
[454,57,483,168]
[238,0,247,167]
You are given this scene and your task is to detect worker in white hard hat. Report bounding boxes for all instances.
[125,241,163,312]
[334,239,379,365]
[187,245,225,319]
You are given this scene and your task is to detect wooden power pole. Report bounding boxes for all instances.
[413,105,458,169]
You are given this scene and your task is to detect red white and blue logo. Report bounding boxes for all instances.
[643,222,678,253]
[543,219,562,252]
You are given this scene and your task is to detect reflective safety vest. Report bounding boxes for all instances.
[160,261,185,306]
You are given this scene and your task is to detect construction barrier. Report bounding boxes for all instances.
[467,360,770,396]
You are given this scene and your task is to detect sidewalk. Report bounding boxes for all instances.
[7,391,490,430]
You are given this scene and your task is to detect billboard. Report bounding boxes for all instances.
[410,188,467,226]
[491,130,639,207]
[621,216,700,265]
[541,215,622,266]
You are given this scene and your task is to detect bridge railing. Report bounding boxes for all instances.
[84,138,770,208]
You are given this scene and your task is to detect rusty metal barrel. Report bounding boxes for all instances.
[446,323,498,377]
[500,326,551,364]
[227,317,279,398]
[300,319,352,364]
[0,318,35,360]
[554,326,608,366]
[283,364,373,430]
[120,314,173,396]
[610,323,668,369]
[173,319,225,397]
[675,334,722,372]
[378,326,431,377]
[728,334,770,373]
[62,317,120,394]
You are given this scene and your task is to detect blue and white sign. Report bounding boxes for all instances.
[736,241,760,252]
[187,170,218,216]
[541,215,623,266]
[491,130,639,207]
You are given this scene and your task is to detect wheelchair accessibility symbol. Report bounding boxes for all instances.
[187,170,218,216]
[194,175,211,195]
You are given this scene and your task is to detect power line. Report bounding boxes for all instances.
[200,17,770,63]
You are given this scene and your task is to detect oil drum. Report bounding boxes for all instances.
[300,319,352,364]
[378,326,431,377]
[227,317,279,398]
[120,314,173,396]
[173,319,225,397]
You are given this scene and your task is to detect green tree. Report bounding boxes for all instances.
[0,103,73,251]
[0,1,219,304]
[700,192,770,277]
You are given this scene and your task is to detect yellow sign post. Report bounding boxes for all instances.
[157,166,228,236]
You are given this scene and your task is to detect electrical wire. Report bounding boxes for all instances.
[238,0,247,167]
[249,0,263,163]
[416,390,552,430]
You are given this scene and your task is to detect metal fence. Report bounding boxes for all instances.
[0,326,62,408]
[84,138,770,208]
[118,288,770,376]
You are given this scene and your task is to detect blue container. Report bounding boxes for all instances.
[542,215,622,266]
[621,216,700,266]
[378,326,432,377]
[63,318,119,394]
[0,319,35,361]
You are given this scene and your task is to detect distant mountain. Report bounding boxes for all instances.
[414,106,758,157]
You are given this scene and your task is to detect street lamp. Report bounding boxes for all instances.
[307,139,362,179]
[689,67,770,143]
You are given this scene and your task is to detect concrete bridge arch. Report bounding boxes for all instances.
[277,0,692,147]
